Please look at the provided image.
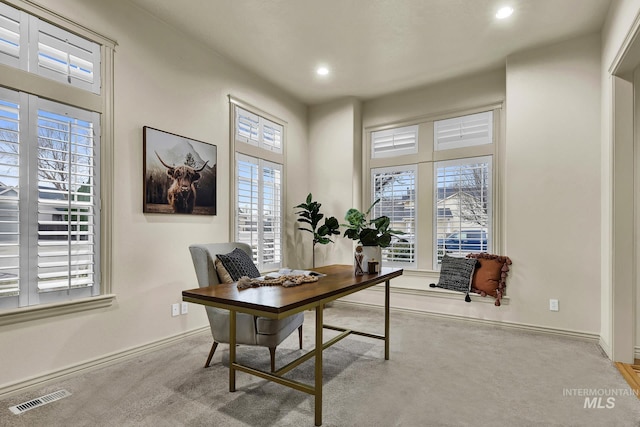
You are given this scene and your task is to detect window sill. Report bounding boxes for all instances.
[0,294,116,327]
[379,268,510,305]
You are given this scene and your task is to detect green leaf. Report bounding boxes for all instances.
[298,227,313,233]
[306,193,312,204]
[297,218,312,224]
[388,229,405,235]
[324,216,339,230]
[345,209,365,226]
[371,216,390,231]
[344,229,359,240]
[359,228,379,246]
[378,234,392,248]
[365,199,380,215]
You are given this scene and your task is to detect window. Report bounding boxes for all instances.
[367,108,498,270]
[231,99,285,271]
[435,157,491,264]
[235,106,283,153]
[0,1,114,315]
[371,165,417,267]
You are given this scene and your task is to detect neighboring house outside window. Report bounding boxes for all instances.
[366,108,499,270]
[230,99,285,271]
[0,1,114,315]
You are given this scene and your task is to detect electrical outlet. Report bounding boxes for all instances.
[171,303,180,317]
[549,299,559,312]
[181,302,188,315]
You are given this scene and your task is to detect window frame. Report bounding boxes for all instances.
[229,96,286,271]
[0,0,115,326]
[364,104,501,273]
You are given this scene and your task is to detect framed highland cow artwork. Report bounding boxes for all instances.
[143,126,217,215]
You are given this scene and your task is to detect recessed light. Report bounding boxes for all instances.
[316,66,329,76]
[496,6,513,19]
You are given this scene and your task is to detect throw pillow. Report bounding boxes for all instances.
[436,255,477,299]
[214,258,234,284]
[216,248,260,282]
[466,253,512,306]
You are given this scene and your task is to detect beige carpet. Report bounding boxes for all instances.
[2,304,640,426]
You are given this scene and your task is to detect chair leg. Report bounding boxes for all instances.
[269,347,276,372]
[205,341,219,368]
[298,325,303,349]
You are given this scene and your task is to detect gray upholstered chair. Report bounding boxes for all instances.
[189,242,304,371]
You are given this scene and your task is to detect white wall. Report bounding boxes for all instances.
[0,0,308,391]
[305,98,362,267]
[344,35,603,335]
[505,33,601,333]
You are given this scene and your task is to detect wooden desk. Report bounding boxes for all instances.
[182,264,403,426]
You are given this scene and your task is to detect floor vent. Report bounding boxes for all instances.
[9,389,72,415]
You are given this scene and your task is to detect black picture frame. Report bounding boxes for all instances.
[143,126,217,215]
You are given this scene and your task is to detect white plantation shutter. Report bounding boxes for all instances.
[262,120,282,152]
[32,19,100,93]
[371,165,417,267]
[0,89,20,298]
[434,111,493,151]
[371,125,418,158]
[236,108,259,145]
[0,3,101,94]
[235,106,283,153]
[236,155,259,264]
[235,153,282,270]
[435,157,491,265]
[260,160,282,268]
[36,101,99,295]
[35,100,99,298]
[0,2,26,69]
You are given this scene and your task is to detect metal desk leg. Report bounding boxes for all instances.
[385,279,390,360]
[315,303,324,426]
[229,309,236,392]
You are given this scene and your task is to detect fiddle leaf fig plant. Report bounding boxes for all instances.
[294,193,340,267]
[343,199,404,247]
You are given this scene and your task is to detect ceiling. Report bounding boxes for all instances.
[129,0,611,105]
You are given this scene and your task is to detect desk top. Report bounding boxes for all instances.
[182,264,403,317]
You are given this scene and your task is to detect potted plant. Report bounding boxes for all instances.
[343,199,404,272]
[294,193,340,268]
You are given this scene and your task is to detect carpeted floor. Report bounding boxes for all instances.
[2,304,640,426]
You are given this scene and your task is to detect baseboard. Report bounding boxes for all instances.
[599,337,613,360]
[0,326,210,400]
[334,299,599,342]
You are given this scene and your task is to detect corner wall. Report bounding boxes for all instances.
[0,0,308,392]
[306,98,362,267]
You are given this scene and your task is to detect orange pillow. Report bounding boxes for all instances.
[466,253,512,306]
[471,258,502,297]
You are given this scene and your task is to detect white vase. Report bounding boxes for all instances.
[361,246,382,273]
